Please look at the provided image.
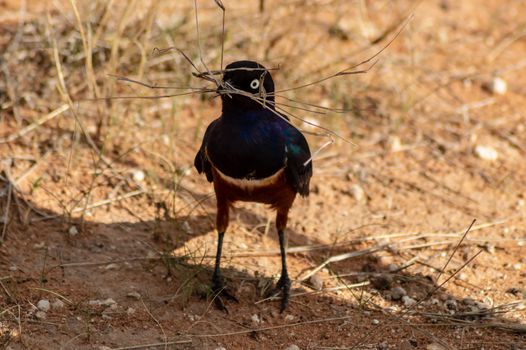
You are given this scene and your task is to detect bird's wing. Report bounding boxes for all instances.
[194,119,219,182]
[283,125,312,197]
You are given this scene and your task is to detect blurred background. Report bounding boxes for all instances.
[1,1,525,349]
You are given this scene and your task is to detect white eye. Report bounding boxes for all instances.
[250,79,260,90]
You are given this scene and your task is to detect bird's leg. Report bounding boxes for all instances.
[276,229,291,312]
[270,207,291,312]
[211,197,237,311]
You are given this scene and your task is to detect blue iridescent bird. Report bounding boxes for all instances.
[194,60,313,312]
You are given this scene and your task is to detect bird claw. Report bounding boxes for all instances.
[212,279,238,313]
[266,274,291,313]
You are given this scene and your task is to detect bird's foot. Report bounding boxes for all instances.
[211,277,238,313]
[267,274,291,313]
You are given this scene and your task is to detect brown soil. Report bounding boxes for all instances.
[1,1,525,349]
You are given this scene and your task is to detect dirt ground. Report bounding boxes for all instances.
[1,0,525,349]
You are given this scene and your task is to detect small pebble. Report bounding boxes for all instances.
[132,169,145,182]
[390,286,407,301]
[426,343,447,350]
[68,226,79,236]
[52,299,65,310]
[387,263,399,272]
[387,135,402,152]
[309,273,324,291]
[486,76,507,95]
[37,299,50,312]
[402,295,417,307]
[214,347,226,350]
[484,243,496,254]
[102,298,116,307]
[474,145,498,161]
[349,184,365,202]
[126,307,136,315]
[285,345,300,350]
[35,311,47,320]
[285,314,295,322]
[127,292,141,300]
[371,319,380,325]
[251,314,261,324]
[383,306,398,313]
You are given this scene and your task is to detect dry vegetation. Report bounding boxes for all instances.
[1,0,526,349]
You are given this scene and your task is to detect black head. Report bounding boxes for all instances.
[219,60,275,112]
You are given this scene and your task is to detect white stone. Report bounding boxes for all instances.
[35,311,47,320]
[68,226,79,236]
[101,298,116,307]
[127,292,141,300]
[391,286,407,300]
[371,319,380,325]
[488,77,507,95]
[52,299,65,310]
[285,345,300,350]
[349,184,365,202]
[402,295,417,307]
[387,136,402,152]
[37,299,50,312]
[251,314,261,324]
[309,273,324,291]
[387,263,399,272]
[474,145,498,161]
[132,169,145,182]
[127,307,136,315]
[426,343,447,350]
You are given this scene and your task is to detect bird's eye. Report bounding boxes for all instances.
[250,79,260,90]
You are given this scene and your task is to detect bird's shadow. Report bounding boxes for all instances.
[0,181,524,349]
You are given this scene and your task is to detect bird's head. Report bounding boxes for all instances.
[218,60,275,111]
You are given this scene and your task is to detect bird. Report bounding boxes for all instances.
[194,60,313,312]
